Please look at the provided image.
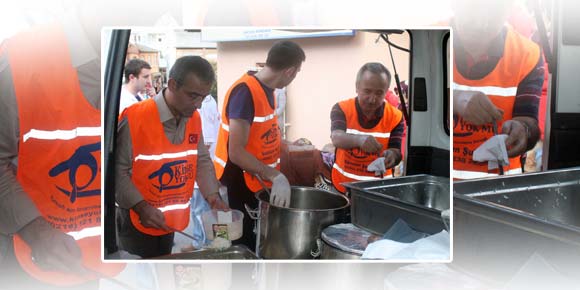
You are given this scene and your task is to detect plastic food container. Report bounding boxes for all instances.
[201,209,243,240]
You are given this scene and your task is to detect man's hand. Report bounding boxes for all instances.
[502,120,528,157]
[270,172,291,208]
[383,149,400,169]
[454,90,503,125]
[205,192,229,211]
[357,135,382,154]
[133,201,171,231]
[18,217,86,275]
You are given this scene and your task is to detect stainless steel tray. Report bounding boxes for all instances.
[454,168,580,282]
[154,245,258,260]
[343,174,450,235]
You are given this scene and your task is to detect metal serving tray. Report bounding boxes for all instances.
[453,168,580,282]
[155,245,258,260]
[343,174,450,235]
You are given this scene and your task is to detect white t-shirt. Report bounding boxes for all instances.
[118,85,141,114]
[198,95,220,143]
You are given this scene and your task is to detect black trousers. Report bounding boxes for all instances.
[221,162,258,252]
[116,207,174,258]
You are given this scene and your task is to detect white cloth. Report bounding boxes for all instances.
[472,134,510,170]
[198,95,220,143]
[367,157,386,175]
[362,230,450,260]
[118,86,140,114]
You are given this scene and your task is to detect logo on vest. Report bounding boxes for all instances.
[261,124,279,145]
[49,142,101,203]
[348,147,378,160]
[453,115,494,137]
[148,160,194,192]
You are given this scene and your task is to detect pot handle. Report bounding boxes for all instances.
[310,238,322,258]
[244,203,260,220]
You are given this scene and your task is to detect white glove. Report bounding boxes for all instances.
[473,134,509,170]
[367,157,386,176]
[270,173,291,208]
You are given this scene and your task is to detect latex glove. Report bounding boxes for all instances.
[367,157,386,176]
[133,201,172,231]
[270,173,291,208]
[454,90,503,125]
[473,134,510,170]
[18,217,87,275]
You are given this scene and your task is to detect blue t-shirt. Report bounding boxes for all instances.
[226,75,275,124]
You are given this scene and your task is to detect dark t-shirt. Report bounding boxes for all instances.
[226,74,275,124]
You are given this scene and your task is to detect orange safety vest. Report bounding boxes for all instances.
[6,25,124,285]
[214,73,281,193]
[121,99,200,236]
[453,27,540,179]
[332,98,403,193]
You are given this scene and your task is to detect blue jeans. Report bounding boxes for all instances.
[190,188,211,248]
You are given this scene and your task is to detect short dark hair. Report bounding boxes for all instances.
[124,59,151,83]
[266,40,306,71]
[169,56,215,88]
[356,62,391,87]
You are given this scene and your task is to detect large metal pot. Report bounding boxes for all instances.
[251,186,350,259]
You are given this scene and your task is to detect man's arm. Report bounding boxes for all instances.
[195,133,228,210]
[383,119,405,168]
[506,53,544,156]
[228,119,280,181]
[115,117,169,231]
[0,49,84,274]
[329,103,382,153]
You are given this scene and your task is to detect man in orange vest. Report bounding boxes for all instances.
[115,55,229,258]
[330,63,404,194]
[214,41,305,250]
[451,0,542,179]
[0,20,123,290]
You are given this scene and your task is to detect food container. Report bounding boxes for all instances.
[319,223,373,259]
[252,186,350,259]
[454,168,580,282]
[344,174,449,235]
[201,209,243,240]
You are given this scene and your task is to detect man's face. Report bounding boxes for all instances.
[280,63,302,88]
[132,68,152,92]
[452,0,512,48]
[356,71,389,113]
[170,73,212,117]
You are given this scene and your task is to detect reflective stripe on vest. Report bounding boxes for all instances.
[332,163,392,182]
[22,126,101,142]
[346,128,391,139]
[158,201,191,212]
[134,149,198,161]
[125,98,200,236]
[331,98,402,193]
[453,27,540,179]
[452,83,518,97]
[214,73,281,193]
[7,24,124,285]
[66,226,101,241]
[453,167,523,179]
